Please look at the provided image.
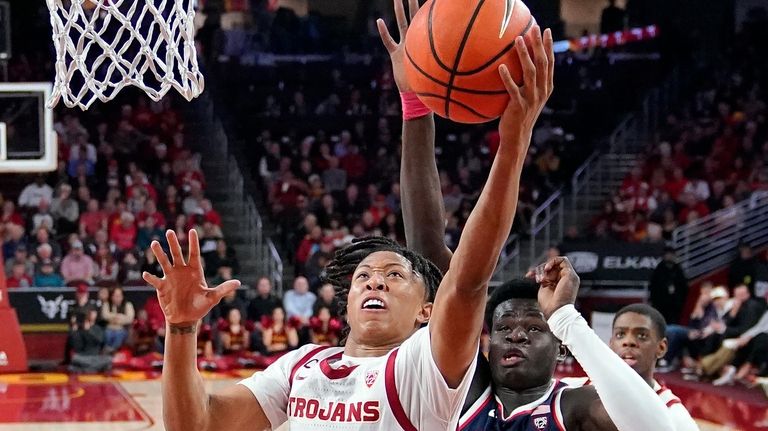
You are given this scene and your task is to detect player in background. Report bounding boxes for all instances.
[604,304,699,430]
[385,1,677,429]
[141,0,553,428]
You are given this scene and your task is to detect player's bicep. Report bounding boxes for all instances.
[207,385,272,431]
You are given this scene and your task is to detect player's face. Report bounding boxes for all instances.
[609,312,667,381]
[489,299,559,390]
[347,251,431,346]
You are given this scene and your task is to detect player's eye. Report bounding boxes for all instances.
[356,273,369,280]
[495,325,509,332]
[614,332,624,338]
[528,326,542,332]
[388,271,403,278]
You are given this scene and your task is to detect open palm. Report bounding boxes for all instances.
[143,230,240,325]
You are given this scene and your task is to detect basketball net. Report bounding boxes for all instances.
[46,0,204,110]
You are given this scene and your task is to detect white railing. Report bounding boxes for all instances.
[672,191,768,279]
[526,189,565,269]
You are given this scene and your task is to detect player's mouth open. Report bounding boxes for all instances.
[362,298,387,311]
[501,348,526,366]
[620,352,638,367]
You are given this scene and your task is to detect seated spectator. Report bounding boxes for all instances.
[93,244,119,283]
[209,287,247,323]
[32,200,55,234]
[67,309,112,373]
[309,306,341,346]
[17,175,53,210]
[204,239,240,277]
[110,211,137,252]
[313,283,340,317]
[61,240,96,284]
[714,306,768,386]
[118,251,144,286]
[32,227,62,261]
[664,283,729,371]
[219,308,250,354]
[201,199,221,226]
[79,199,107,238]
[283,276,316,327]
[0,200,24,229]
[101,286,136,352]
[4,244,34,278]
[136,215,165,251]
[51,183,79,235]
[7,262,33,288]
[261,306,299,355]
[34,259,65,287]
[246,277,280,330]
[303,237,334,288]
[131,309,160,355]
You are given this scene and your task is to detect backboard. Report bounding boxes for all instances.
[0,1,9,60]
[0,83,57,173]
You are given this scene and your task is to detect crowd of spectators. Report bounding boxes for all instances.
[589,30,768,243]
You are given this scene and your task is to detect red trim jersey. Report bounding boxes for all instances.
[239,327,477,430]
[561,377,698,431]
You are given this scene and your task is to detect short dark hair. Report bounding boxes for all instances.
[322,236,442,343]
[613,304,667,339]
[485,279,539,328]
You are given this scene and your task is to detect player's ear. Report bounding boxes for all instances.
[557,344,568,363]
[416,302,432,325]
[656,337,669,360]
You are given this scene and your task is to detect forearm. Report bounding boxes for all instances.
[400,114,452,273]
[741,311,768,340]
[163,322,211,431]
[449,133,528,289]
[549,306,674,431]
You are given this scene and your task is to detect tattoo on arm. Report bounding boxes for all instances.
[168,323,197,335]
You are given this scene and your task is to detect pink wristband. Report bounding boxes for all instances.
[400,92,431,120]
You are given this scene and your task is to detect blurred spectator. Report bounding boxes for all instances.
[309,306,341,346]
[61,240,96,284]
[313,283,340,317]
[246,277,281,329]
[220,308,250,354]
[51,184,80,235]
[5,245,34,277]
[729,243,757,291]
[205,239,240,277]
[68,309,112,373]
[649,247,689,324]
[283,276,316,326]
[17,176,53,209]
[93,244,119,283]
[119,251,144,286]
[79,199,108,238]
[7,262,33,288]
[101,287,136,352]
[110,212,137,252]
[34,259,65,287]
[261,306,299,355]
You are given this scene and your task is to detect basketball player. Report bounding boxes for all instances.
[142,3,554,428]
[382,1,677,429]
[604,304,699,430]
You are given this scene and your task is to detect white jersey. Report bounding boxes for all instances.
[239,326,477,430]
[561,377,699,431]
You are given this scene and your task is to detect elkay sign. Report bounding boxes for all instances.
[561,242,664,283]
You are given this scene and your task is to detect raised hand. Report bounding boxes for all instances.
[527,256,580,319]
[142,229,240,325]
[377,0,421,92]
[498,26,554,142]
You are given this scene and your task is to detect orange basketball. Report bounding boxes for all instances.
[404,0,537,124]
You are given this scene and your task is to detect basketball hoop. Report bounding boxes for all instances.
[46,0,204,110]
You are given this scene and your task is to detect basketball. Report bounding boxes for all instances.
[404,0,537,123]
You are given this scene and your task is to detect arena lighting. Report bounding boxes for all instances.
[553,25,660,53]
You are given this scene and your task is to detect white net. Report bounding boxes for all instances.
[46,0,204,110]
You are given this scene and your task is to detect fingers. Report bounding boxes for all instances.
[150,240,172,274]
[211,279,242,301]
[531,26,548,98]
[166,229,185,266]
[142,271,163,289]
[408,0,419,21]
[394,0,408,41]
[515,33,536,97]
[377,18,398,53]
[544,28,555,95]
[188,228,201,265]
[499,63,523,107]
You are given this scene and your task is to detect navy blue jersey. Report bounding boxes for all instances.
[458,380,569,431]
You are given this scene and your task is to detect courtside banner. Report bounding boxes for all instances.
[560,242,664,284]
[8,287,156,326]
